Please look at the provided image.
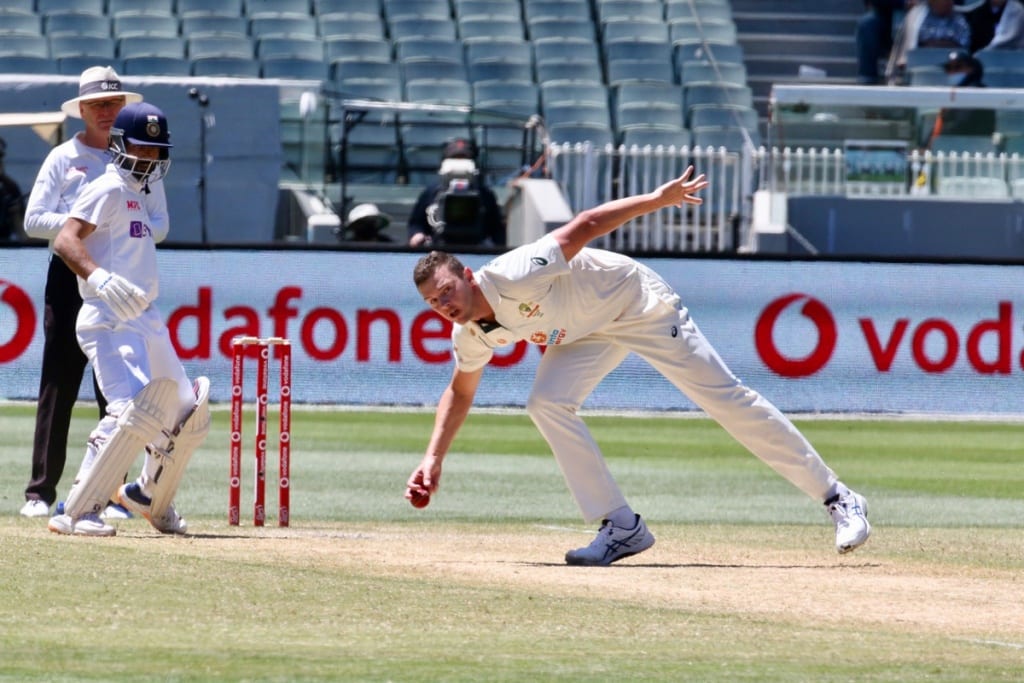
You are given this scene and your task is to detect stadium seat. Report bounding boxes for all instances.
[36,0,104,15]
[683,83,753,125]
[904,47,954,70]
[535,59,603,85]
[547,122,615,147]
[602,18,670,44]
[620,124,692,149]
[256,37,324,61]
[679,61,747,86]
[396,37,464,65]
[325,37,392,64]
[118,35,186,59]
[693,125,759,151]
[527,17,595,42]
[245,0,312,16]
[467,59,534,85]
[614,81,684,111]
[383,0,449,21]
[457,15,525,41]
[122,55,191,76]
[455,0,519,21]
[262,56,329,80]
[177,0,244,18]
[0,34,49,58]
[108,0,174,15]
[48,35,116,60]
[389,16,457,41]
[616,101,684,132]
[0,54,57,74]
[533,37,600,65]
[524,0,588,23]
[0,9,42,35]
[674,40,743,68]
[316,0,377,15]
[339,114,402,184]
[473,79,539,118]
[603,39,672,66]
[187,35,254,60]
[404,78,472,106]
[318,15,386,39]
[331,59,399,83]
[180,15,249,39]
[0,0,34,11]
[112,14,180,39]
[688,105,759,134]
[543,101,613,129]
[595,0,663,23]
[58,56,124,75]
[190,55,262,77]
[664,1,734,23]
[669,19,738,46]
[975,49,1024,72]
[249,14,319,39]
[465,39,533,67]
[333,77,403,101]
[400,57,468,84]
[44,11,109,38]
[606,59,676,87]
[541,80,609,108]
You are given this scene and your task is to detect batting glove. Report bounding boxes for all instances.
[87,267,149,322]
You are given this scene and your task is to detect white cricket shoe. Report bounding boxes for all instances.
[827,488,871,554]
[101,502,133,520]
[117,483,188,535]
[20,499,50,518]
[565,514,655,566]
[47,512,116,537]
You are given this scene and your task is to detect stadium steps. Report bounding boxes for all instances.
[730,5,861,122]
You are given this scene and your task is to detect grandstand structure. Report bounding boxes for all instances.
[1,0,1023,257]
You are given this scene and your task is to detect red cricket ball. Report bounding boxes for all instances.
[409,490,430,508]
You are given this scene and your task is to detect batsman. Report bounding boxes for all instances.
[48,102,208,537]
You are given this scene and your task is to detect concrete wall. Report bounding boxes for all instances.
[0,75,282,244]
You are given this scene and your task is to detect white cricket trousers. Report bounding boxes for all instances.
[525,287,839,523]
[74,303,194,474]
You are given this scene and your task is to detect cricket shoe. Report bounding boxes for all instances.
[826,488,871,554]
[101,502,133,520]
[20,499,50,518]
[117,483,188,535]
[48,512,116,537]
[565,514,655,566]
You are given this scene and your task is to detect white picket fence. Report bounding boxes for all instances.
[547,141,1024,254]
[547,141,749,253]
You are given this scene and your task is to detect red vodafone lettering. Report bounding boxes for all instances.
[0,279,36,362]
[755,293,837,377]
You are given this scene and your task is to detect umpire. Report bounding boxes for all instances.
[19,67,145,517]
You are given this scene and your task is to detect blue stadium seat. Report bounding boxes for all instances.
[262,56,329,80]
[404,78,472,106]
[457,15,525,42]
[533,37,600,65]
[180,15,249,38]
[44,12,110,38]
[325,36,392,64]
[606,58,676,87]
[383,0,449,21]
[679,61,747,86]
[620,124,692,149]
[669,19,738,46]
[535,59,603,86]
[688,105,759,134]
[190,55,262,77]
[541,80,609,108]
[602,18,670,44]
[455,0,519,21]
[396,38,464,65]
[256,37,324,61]
[400,57,468,85]
[318,15,386,39]
[616,101,684,132]
[465,39,532,67]
[547,122,615,147]
[693,125,759,151]
[48,35,116,60]
[331,59,399,82]
[467,58,533,84]
[117,35,186,59]
[664,1,734,23]
[389,16,457,41]
[58,56,124,75]
[0,9,42,35]
[112,14,180,39]
[187,35,254,60]
[245,0,312,17]
[332,77,402,101]
[249,13,319,39]
[177,0,244,18]
[37,0,104,15]
[595,0,663,23]
[614,81,684,111]
[0,34,49,58]
[543,101,613,129]
[108,0,175,15]
[0,54,57,74]
[122,55,191,76]
[603,38,672,65]
[528,17,594,41]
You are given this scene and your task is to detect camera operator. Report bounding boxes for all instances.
[407,138,506,248]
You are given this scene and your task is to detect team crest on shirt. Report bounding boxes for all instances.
[531,329,566,345]
[518,302,542,318]
[129,221,151,238]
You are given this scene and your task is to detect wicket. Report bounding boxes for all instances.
[230,336,291,527]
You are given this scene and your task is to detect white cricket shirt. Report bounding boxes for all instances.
[69,164,160,302]
[453,234,678,372]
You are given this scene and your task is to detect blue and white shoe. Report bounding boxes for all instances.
[101,502,133,520]
[565,514,655,566]
[118,482,188,535]
[827,488,871,554]
[48,512,116,537]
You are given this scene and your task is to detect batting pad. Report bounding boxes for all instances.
[146,376,211,518]
[65,378,179,519]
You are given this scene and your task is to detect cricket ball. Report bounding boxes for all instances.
[409,490,430,509]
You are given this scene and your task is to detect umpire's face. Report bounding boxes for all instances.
[418,264,476,325]
[80,96,127,135]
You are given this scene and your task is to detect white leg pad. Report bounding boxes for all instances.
[146,376,211,518]
[65,378,179,519]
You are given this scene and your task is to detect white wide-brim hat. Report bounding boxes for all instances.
[346,203,390,231]
[61,66,143,119]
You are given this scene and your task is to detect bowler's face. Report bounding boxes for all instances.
[418,265,474,324]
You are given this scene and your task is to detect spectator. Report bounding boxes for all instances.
[0,136,25,241]
[19,66,151,520]
[407,138,506,248]
[966,0,1024,51]
[857,1,913,84]
[890,0,972,81]
[922,49,996,143]
[339,203,393,242]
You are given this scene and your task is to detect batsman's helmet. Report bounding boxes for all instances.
[109,102,172,188]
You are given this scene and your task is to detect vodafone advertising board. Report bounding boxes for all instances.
[2,248,1023,415]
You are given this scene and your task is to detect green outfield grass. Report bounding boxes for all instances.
[1,404,1023,682]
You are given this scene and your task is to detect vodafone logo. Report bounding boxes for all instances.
[755,293,837,378]
[0,279,36,363]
